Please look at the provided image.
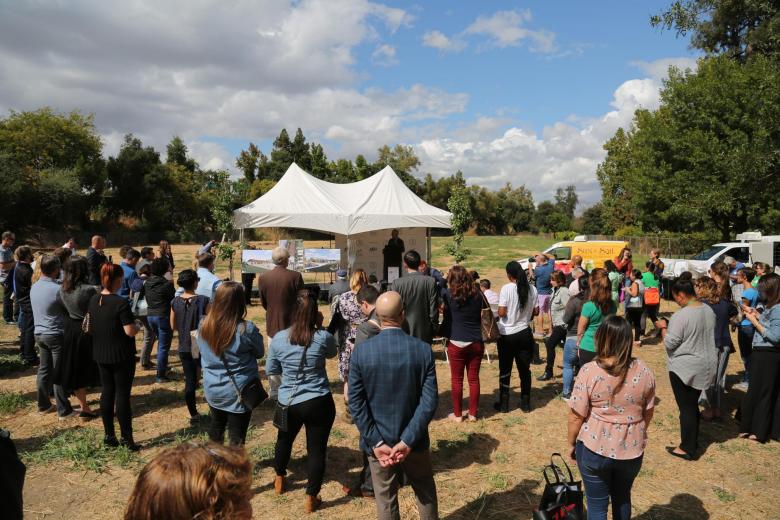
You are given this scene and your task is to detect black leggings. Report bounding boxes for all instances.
[274,393,336,496]
[544,325,567,372]
[497,328,534,398]
[669,371,701,456]
[98,358,136,440]
[209,406,253,446]
[179,352,200,417]
[740,349,780,442]
[626,307,644,342]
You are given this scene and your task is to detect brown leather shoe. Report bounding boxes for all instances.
[274,476,285,495]
[304,495,322,513]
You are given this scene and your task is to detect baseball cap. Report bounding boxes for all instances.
[337,268,347,278]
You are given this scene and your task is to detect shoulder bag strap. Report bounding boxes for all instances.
[219,321,252,402]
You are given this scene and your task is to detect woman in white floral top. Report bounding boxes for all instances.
[567,315,656,520]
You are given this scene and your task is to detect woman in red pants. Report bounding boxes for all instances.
[440,265,485,422]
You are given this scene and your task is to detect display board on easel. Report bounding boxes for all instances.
[334,228,429,281]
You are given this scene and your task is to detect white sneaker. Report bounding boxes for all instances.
[733,382,749,390]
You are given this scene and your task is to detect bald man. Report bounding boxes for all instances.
[86,235,107,286]
[348,291,439,520]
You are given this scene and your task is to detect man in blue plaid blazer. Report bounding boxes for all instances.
[348,291,439,520]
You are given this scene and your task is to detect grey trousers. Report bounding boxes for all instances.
[368,449,438,520]
[138,317,156,367]
[35,334,72,416]
[701,347,730,411]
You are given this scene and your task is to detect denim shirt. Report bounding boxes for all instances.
[752,304,780,350]
[265,328,337,406]
[199,320,264,414]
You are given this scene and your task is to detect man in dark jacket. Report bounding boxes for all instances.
[142,258,175,382]
[13,246,37,365]
[86,235,107,286]
[391,250,439,344]
[348,291,438,519]
[258,247,303,338]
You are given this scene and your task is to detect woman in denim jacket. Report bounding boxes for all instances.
[739,273,780,443]
[198,282,264,446]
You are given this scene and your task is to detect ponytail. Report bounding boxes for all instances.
[506,261,530,311]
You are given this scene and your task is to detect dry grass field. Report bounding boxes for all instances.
[0,239,778,519]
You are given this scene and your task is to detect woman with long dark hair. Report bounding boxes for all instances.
[494,261,538,413]
[197,282,264,446]
[88,263,141,449]
[567,316,656,520]
[441,265,485,421]
[58,256,99,419]
[739,273,780,442]
[656,279,717,460]
[267,291,337,513]
[577,268,617,365]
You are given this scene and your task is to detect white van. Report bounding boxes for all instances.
[662,232,779,278]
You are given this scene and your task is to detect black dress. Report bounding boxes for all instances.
[57,285,101,391]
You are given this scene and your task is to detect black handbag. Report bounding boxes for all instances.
[273,345,308,432]
[533,453,584,520]
[220,354,268,410]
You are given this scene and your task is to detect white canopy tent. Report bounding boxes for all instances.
[233,163,452,273]
[233,163,451,234]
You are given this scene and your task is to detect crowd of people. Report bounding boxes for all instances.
[1,230,779,520]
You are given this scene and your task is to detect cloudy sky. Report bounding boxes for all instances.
[0,0,697,205]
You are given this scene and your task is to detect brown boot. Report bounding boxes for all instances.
[274,476,285,495]
[304,495,322,513]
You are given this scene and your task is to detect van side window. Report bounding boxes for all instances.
[728,247,750,264]
[551,247,572,261]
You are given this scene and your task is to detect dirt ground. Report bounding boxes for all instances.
[1,244,779,519]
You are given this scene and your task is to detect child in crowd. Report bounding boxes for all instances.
[131,264,156,370]
[170,269,209,424]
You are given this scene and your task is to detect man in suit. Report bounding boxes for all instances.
[258,246,304,338]
[86,235,107,286]
[391,250,439,344]
[348,291,439,520]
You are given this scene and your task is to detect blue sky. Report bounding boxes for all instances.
[0,0,698,205]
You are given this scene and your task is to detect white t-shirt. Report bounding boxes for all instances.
[498,283,538,335]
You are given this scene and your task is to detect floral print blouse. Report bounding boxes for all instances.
[569,358,656,460]
[336,290,367,381]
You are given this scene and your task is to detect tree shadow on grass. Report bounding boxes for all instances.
[431,432,499,471]
[633,493,709,520]
[442,479,541,519]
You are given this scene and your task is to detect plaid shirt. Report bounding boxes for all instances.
[348,328,438,453]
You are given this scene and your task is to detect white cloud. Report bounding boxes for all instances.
[464,9,557,53]
[371,44,398,66]
[631,57,698,81]
[422,30,465,52]
[413,60,682,205]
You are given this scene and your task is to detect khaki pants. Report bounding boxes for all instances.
[368,449,438,520]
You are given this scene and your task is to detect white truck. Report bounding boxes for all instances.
[662,232,780,279]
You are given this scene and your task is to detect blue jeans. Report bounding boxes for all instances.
[562,337,578,396]
[147,315,172,378]
[18,307,36,362]
[576,441,643,520]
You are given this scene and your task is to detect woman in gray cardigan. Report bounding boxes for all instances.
[656,278,716,460]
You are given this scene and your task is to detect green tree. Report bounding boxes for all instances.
[374,144,422,192]
[533,201,572,233]
[310,143,330,178]
[290,128,312,171]
[502,184,536,233]
[270,128,294,179]
[106,134,163,217]
[555,185,578,219]
[596,56,780,238]
[444,177,472,263]
[580,203,611,235]
[651,0,780,59]
[235,142,261,182]
[166,136,198,172]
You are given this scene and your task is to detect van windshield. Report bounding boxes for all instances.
[690,246,726,261]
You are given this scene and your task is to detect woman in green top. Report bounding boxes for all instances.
[752,262,770,288]
[640,262,662,338]
[577,268,617,365]
[605,260,621,308]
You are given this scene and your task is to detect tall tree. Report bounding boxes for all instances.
[581,203,611,235]
[290,128,312,171]
[554,185,578,219]
[375,144,422,192]
[235,142,261,182]
[270,128,294,179]
[165,136,197,172]
[310,143,329,178]
[445,175,472,263]
[651,0,780,59]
